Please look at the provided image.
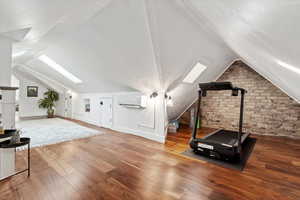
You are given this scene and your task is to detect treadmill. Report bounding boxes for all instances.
[189,82,250,161]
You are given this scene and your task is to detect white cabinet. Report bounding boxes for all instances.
[0,142,15,179]
[0,87,18,180]
[0,89,16,129]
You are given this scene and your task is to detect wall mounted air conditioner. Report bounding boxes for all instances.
[118,95,147,109]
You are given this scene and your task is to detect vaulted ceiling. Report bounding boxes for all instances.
[1,0,300,120]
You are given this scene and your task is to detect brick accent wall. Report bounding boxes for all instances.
[180,61,300,138]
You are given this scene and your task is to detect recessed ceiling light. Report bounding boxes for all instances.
[276,60,300,75]
[38,55,82,84]
[183,62,207,83]
[12,51,26,58]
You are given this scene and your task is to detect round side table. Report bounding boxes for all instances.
[0,138,30,180]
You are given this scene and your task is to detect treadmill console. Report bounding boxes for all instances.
[199,82,233,91]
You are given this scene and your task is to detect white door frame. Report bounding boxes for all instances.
[64,94,72,118]
[99,97,113,128]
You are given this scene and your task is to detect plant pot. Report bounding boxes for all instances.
[47,114,54,118]
[47,109,55,118]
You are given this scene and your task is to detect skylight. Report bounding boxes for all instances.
[182,62,207,83]
[276,60,300,75]
[38,55,82,84]
[12,51,26,58]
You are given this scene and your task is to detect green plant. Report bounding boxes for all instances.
[38,89,59,118]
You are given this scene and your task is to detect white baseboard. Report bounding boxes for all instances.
[19,115,47,120]
[67,116,166,143]
[112,126,165,143]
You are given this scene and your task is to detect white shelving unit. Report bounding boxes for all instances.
[0,86,18,180]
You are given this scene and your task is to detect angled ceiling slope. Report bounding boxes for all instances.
[13,65,68,94]
[186,0,300,103]
[145,0,237,120]
[0,27,31,41]
[13,0,162,94]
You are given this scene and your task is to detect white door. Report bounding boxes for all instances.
[99,98,113,128]
[64,95,72,118]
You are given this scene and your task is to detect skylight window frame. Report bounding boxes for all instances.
[12,51,26,58]
[182,62,207,84]
[38,55,82,84]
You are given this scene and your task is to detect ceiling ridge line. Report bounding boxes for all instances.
[182,0,238,58]
[143,0,164,91]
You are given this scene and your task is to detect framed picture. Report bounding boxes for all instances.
[27,86,38,97]
[84,98,90,112]
[85,104,90,112]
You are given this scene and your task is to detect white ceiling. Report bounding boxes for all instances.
[2,0,299,119]
[186,0,300,102]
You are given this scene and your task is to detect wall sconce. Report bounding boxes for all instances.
[150,92,158,98]
[165,94,174,107]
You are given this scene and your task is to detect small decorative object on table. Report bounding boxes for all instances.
[10,130,21,144]
[0,126,3,134]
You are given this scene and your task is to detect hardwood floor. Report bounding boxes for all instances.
[1,120,300,200]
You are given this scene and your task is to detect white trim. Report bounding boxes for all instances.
[214,59,240,82]
[99,97,113,129]
[113,126,165,143]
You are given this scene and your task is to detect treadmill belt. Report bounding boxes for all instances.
[182,137,257,171]
[205,130,246,146]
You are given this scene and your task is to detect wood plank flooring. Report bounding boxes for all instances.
[1,120,300,200]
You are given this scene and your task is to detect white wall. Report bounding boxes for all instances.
[18,76,64,118]
[72,91,167,143]
[11,75,20,102]
[19,78,48,117]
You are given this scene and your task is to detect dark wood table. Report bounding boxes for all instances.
[0,138,30,180]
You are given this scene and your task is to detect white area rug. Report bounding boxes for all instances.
[16,118,102,149]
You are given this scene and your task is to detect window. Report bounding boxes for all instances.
[183,62,207,83]
[38,55,82,83]
[12,51,26,58]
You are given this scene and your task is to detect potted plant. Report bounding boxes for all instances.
[38,89,59,118]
